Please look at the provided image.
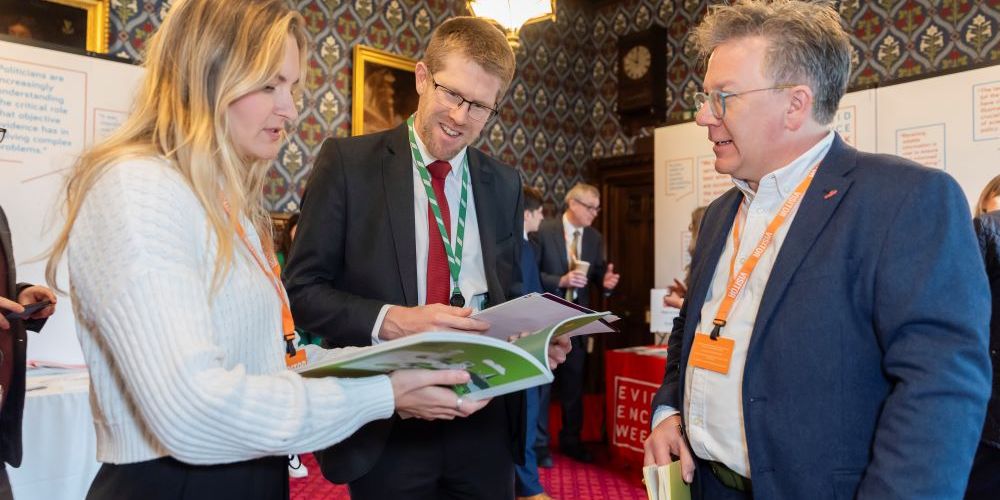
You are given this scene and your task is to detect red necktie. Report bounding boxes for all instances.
[426,160,452,305]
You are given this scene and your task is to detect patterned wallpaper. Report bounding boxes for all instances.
[108,0,1000,212]
[588,0,1000,166]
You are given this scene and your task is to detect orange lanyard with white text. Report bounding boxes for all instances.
[709,164,819,340]
[223,200,307,368]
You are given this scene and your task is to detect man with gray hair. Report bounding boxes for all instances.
[644,1,990,498]
[534,182,620,464]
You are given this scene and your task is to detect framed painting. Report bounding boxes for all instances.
[352,45,418,136]
[0,0,109,53]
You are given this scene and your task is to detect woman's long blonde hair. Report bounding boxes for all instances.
[46,0,307,293]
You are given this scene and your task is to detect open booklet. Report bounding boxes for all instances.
[471,292,620,340]
[297,307,617,400]
[642,462,691,500]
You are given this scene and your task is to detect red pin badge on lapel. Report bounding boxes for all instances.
[823,189,838,200]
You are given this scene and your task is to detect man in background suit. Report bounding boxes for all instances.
[535,182,620,463]
[643,1,990,498]
[0,203,57,499]
[284,17,569,500]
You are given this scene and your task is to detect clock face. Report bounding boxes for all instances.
[623,45,652,80]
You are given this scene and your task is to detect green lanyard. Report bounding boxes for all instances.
[406,115,470,307]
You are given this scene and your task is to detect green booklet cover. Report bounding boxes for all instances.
[642,462,691,500]
[296,311,614,400]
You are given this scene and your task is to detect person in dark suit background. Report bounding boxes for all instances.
[284,17,569,500]
[967,182,1000,500]
[514,186,552,500]
[643,1,990,498]
[0,203,57,499]
[534,182,620,463]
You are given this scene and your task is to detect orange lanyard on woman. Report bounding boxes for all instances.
[709,164,819,340]
[223,199,306,368]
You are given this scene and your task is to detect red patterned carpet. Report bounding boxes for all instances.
[290,448,646,499]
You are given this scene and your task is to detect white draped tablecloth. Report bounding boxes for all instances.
[7,369,100,500]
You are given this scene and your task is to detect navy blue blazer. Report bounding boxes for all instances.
[652,135,991,499]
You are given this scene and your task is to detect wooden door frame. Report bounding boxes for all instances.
[582,150,655,395]
[590,153,654,255]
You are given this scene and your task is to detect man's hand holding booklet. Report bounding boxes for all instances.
[296,293,619,399]
[642,462,691,500]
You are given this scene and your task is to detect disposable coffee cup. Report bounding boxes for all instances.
[572,260,590,275]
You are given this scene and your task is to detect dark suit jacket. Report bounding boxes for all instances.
[535,218,605,308]
[284,124,525,484]
[652,135,991,499]
[974,211,1000,448]
[0,206,46,468]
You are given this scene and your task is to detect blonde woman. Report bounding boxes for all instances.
[978,174,1000,215]
[45,1,487,498]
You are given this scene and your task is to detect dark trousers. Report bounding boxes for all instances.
[552,335,586,448]
[535,383,551,452]
[0,466,12,500]
[348,403,515,500]
[86,456,287,500]
[966,442,1000,500]
[692,459,753,500]
[514,387,543,496]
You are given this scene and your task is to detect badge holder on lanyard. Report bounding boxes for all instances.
[222,197,307,369]
[688,165,818,375]
[406,114,470,307]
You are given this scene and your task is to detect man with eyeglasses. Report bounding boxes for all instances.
[534,182,620,465]
[285,16,570,500]
[643,1,989,499]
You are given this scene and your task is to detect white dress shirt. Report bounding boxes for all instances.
[562,213,584,263]
[562,214,584,299]
[370,131,489,343]
[652,131,835,477]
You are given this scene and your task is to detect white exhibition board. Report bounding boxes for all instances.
[876,64,1000,198]
[0,40,143,363]
[655,63,1000,291]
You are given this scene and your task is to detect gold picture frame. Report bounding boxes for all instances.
[0,0,109,53]
[352,45,418,136]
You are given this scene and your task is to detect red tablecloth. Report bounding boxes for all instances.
[604,345,668,468]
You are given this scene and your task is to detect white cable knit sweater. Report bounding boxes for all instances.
[68,157,394,465]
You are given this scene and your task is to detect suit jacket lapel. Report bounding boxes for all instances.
[467,149,504,306]
[382,125,418,307]
[685,189,743,341]
[582,227,596,263]
[749,135,857,350]
[675,188,742,399]
[554,222,569,272]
